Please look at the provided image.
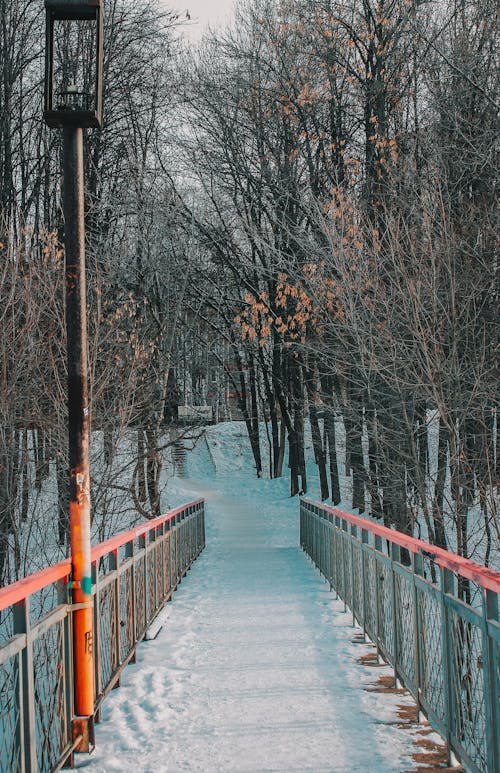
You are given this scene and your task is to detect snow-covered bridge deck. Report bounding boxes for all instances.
[81,481,420,773]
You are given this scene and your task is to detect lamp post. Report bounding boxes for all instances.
[44,0,103,752]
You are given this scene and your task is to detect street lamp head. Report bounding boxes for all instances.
[44,0,104,129]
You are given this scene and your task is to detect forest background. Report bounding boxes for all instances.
[0,0,498,588]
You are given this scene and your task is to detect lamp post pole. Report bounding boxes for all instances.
[62,125,94,747]
[44,0,103,752]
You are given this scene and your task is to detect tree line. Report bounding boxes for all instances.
[173,0,498,570]
[0,0,498,585]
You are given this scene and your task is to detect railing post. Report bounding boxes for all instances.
[482,588,499,773]
[124,539,136,662]
[413,552,423,719]
[92,561,100,720]
[390,542,401,681]
[110,549,121,683]
[374,534,382,656]
[149,529,157,615]
[327,514,333,588]
[58,580,74,768]
[159,524,166,601]
[139,533,147,632]
[350,524,357,625]
[14,599,36,773]
[361,528,369,639]
[440,567,454,765]
[341,519,348,610]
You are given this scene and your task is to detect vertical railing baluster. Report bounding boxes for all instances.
[413,553,423,718]
[482,588,499,773]
[92,560,101,717]
[139,533,147,633]
[350,526,355,625]
[390,542,401,681]
[124,539,135,662]
[111,549,120,678]
[374,534,382,656]
[440,567,454,765]
[159,524,166,602]
[61,585,74,768]
[361,528,368,639]
[14,599,36,773]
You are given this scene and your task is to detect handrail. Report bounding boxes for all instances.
[0,499,205,612]
[0,559,72,611]
[0,499,206,772]
[301,498,500,592]
[91,498,204,561]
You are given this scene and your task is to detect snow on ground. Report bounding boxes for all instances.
[78,423,420,773]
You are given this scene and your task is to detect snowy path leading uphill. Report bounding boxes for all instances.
[78,458,418,772]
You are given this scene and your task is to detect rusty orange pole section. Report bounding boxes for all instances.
[63,125,95,748]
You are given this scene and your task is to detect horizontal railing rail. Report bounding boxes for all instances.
[0,499,205,773]
[300,498,499,773]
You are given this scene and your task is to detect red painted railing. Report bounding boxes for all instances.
[301,499,500,593]
[0,499,205,772]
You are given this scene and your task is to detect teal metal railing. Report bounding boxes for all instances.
[300,498,499,773]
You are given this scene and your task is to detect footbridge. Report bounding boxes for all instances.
[0,496,498,773]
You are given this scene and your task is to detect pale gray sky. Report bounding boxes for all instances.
[181,0,235,40]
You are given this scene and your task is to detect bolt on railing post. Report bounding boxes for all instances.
[14,598,36,773]
[482,588,499,773]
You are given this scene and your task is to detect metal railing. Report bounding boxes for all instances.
[300,499,499,773]
[0,499,205,772]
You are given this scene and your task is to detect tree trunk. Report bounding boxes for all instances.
[137,429,147,503]
[146,428,161,518]
[21,429,29,523]
[432,415,448,550]
[249,356,262,477]
[324,410,341,505]
[310,402,329,500]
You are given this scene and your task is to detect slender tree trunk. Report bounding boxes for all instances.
[275,420,286,478]
[310,402,329,500]
[249,356,262,477]
[137,429,147,503]
[365,401,382,518]
[432,415,448,550]
[21,428,29,523]
[324,410,341,505]
[146,427,161,518]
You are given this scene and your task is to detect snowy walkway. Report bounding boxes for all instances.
[79,451,418,772]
